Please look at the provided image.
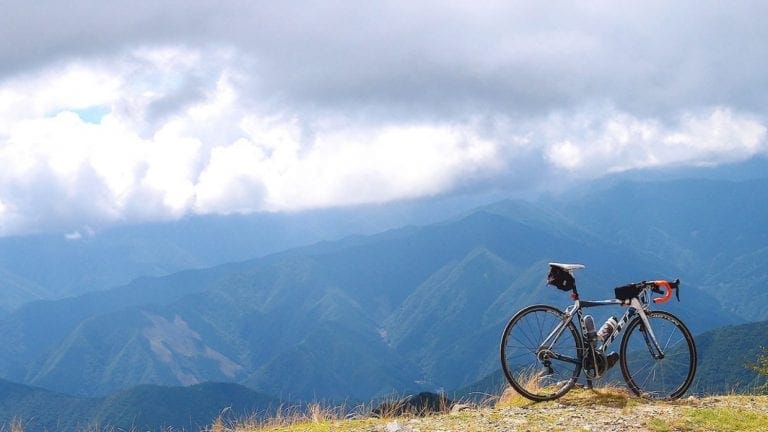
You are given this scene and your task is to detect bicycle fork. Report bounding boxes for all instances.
[630,298,666,360]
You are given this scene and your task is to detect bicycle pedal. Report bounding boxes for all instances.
[606,352,620,369]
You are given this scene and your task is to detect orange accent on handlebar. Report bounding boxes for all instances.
[652,280,673,304]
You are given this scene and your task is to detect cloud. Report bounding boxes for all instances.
[543,107,768,175]
[0,48,508,234]
[0,2,767,235]
[5,2,768,116]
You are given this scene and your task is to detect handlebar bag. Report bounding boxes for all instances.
[615,283,644,301]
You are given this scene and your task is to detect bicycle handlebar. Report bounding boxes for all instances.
[651,279,680,303]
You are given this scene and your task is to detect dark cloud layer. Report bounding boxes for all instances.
[3,1,767,119]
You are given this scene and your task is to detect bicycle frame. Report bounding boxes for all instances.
[538,290,665,376]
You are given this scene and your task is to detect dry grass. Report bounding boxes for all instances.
[6,391,767,432]
[494,368,561,407]
[0,419,31,432]
[203,402,358,432]
[496,382,638,408]
[5,379,763,432]
[554,386,637,408]
[226,393,768,432]
[210,393,464,432]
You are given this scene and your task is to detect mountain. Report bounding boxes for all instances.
[0,380,278,432]
[0,379,96,431]
[93,382,278,431]
[2,158,764,315]
[545,177,768,321]
[0,178,754,400]
[0,268,51,318]
[0,194,494,314]
[692,320,768,394]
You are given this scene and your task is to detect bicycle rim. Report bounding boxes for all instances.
[619,311,697,400]
[500,304,582,401]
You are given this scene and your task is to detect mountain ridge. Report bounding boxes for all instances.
[0,379,278,432]
[0,177,764,403]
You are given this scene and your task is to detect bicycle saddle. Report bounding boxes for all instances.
[548,263,585,272]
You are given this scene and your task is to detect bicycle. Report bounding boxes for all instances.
[500,263,697,401]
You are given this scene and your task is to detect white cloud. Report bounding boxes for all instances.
[1,1,768,235]
[0,45,766,236]
[544,107,767,175]
[0,47,508,234]
[193,116,503,213]
[263,123,502,210]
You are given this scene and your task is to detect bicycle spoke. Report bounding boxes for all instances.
[620,311,696,400]
[501,305,582,401]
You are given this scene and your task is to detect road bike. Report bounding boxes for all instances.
[500,263,697,401]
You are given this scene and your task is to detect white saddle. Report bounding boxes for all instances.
[548,262,585,272]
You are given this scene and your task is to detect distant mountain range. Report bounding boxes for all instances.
[0,379,277,432]
[0,175,767,427]
[3,157,766,316]
[0,194,494,315]
[546,177,768,320]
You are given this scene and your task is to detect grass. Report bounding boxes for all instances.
[228,417,385,432]
[496,382,637,409]
[0,419,24,432]
[496,385,762,431]
[204,386,768,432]
[553,386,637,408]
[203,402,379,432]
[6,391,767,431]
[224,394,768,432]
[646,406,768,432]
[205,394,459,432]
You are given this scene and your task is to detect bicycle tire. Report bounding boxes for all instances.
[500,304,583,401]
[619,310,697,400]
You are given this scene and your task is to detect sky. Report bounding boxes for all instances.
[0,1,767,236]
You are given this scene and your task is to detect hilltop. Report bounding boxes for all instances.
[227,389,768,432]
[4,386,767,431]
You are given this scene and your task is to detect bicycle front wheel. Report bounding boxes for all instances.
[500,304,583,401]
[619,310,697,400]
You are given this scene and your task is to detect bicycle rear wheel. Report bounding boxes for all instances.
[500,304,583,401]
[619,310,697,400]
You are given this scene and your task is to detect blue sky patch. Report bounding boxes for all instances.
[73,105,111,124]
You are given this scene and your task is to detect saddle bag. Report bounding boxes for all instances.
[547,266,576,291]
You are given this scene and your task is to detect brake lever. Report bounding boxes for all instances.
[671,278,681,301]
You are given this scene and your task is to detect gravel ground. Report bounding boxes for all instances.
[374,394,768,432]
